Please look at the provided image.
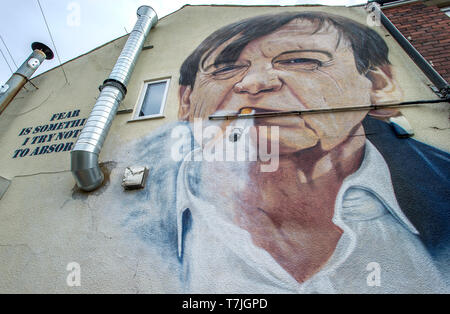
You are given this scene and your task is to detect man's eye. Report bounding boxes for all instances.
[210,64,248,79]
[274,58,321,70]
[213,65,240,74]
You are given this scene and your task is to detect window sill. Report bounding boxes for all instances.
[127,114,165,123]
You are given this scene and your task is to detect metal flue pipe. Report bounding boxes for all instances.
[71,6,158,191]
[0,42,54,115]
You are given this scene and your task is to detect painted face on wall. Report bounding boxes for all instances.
[182,19,375,154]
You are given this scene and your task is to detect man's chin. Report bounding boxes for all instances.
[262,127,319,155]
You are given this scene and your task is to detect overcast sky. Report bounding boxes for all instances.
[0,0,366,84]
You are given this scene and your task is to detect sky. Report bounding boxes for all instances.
[0,0,367,85]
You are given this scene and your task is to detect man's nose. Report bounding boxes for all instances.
[233,68,282,95]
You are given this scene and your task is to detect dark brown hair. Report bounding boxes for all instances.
[179,11,390,88]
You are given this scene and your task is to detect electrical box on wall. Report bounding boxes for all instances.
[121,166,148,190]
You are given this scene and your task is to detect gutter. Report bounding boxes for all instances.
[378,0,419,9]
[71,6,158,191]
[368,2,450,97]
[209,99,449,120]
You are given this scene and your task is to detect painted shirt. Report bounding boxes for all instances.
[175,140,448,293]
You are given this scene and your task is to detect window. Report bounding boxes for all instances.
[133,78,170,120]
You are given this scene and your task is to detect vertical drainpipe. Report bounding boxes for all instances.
[71,6,158,191]
[0,42,54,115]
[370,2,450,98]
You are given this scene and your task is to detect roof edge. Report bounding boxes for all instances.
[30,3,366,82]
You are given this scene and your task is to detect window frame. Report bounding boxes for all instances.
[131,78,171,121]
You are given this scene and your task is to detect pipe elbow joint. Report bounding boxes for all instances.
[71,150,104,192]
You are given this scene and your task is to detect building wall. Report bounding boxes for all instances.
[383,0,450,82]
[0,5,448,293]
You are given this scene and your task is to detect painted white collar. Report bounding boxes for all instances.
[175,140,418,292]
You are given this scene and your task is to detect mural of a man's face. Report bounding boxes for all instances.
[180,18,397,155]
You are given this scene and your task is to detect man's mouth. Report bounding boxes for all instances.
[239,107,255,115]
[237,106,306,128]
[238,107,275,115]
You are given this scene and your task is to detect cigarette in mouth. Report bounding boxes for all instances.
[239,107,254,115]
[229,108,255,142]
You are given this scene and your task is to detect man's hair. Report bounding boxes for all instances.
[179,11,390,88]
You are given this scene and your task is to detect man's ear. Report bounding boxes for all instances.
[367,65,403,105]
[178,85,192,121]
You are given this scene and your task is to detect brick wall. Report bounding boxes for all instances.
[383,1,450,83]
